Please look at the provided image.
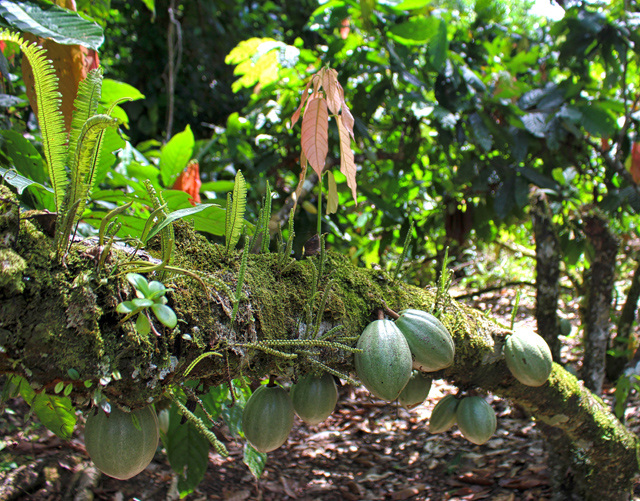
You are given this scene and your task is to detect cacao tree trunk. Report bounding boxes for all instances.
[531,188,562,361]
[581,209,619,394]
[0,186,638,501]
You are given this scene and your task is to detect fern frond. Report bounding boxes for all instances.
[66,115,120,224]
[225,170,247,252]
[67,68,103,169]
[0,30,68,211]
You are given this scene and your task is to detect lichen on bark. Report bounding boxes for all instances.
[0,184,638,500]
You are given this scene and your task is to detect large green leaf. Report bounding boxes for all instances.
[0,129,46,184]
[0,166,53,195]
[32,391,76,440]
[145,203,221,242]
[389,16,438,44]
[0,0,104,50]
[429,19,448,72]
[160,125,194,187]
[243,443,267,480]
[163,401,210,497]
[101,78,145,105]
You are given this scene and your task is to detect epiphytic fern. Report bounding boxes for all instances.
[0,30,67,211]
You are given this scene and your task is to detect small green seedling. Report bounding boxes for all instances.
[116,273,177,335]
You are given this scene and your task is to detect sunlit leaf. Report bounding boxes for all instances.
[32,392,76,440]
[160,125,194,187]
[0,0,104,50]
[301,97,329,177]
[326,171,339,214]
[336,115,357,203]
[322,68,342,115]
[243,443,267,480]
[151,303,178,329]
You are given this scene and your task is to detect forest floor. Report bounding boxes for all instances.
[2,288,640,501]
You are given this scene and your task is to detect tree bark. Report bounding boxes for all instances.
[606,257,640,381]
[581,209,619,394]
[0,186,638,501]
[531,189,562,361]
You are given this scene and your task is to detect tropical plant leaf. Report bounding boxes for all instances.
[336,115,357,203]
[389,15,438,44]
[101,78,145,105]
[290,77,313,128]
[326,171,339,214]
[322,68,342,115]
[32,391,76,440]
[145,203,220,242]
[0,0,104,51]
[0,129,46,184]
[160,124,194,187]
[0,166,53,195]
[0,30,68,211]
[430,18,449,72]
[225,170,247,252]
[66,114,120,224]
[163,401,210,498]
[243,443,267,480]
[301,97,329,177]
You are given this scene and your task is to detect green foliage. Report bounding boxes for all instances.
[32,391,76,440]
[0,0,104,50]
[116,273,177,334]
[225,170,247,253]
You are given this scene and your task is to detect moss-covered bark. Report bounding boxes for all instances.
[0,185,638,500]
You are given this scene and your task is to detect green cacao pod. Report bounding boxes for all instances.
[355,319,413,401]
[395,309,455,372]
[456,396,497,445]
[398,371,432,410]
[504,331,553,387]
[429,394,459,433]
[291,373,338,425]
[242,385,294,453]
[84,405,159,480]
[560,318,572,336]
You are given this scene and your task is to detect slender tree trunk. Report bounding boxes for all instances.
[531,189,562,361]
[0,186,638,501]
[581,209,619,394]
[606,257,640,381]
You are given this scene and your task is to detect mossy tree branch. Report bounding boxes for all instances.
[0,185,637,501]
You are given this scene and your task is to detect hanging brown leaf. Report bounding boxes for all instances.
[338,84,355,139]
[301,97,329,177]
[337,115,357,203]
[326,171,339,214]
[323,68,342,115]
[290,78,313,129]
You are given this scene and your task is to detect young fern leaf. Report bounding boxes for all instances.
[67,115,120,220]
[0,30,67,211]
[67,68,103,167]
[56,115,120,257]
[225,170,247,253]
